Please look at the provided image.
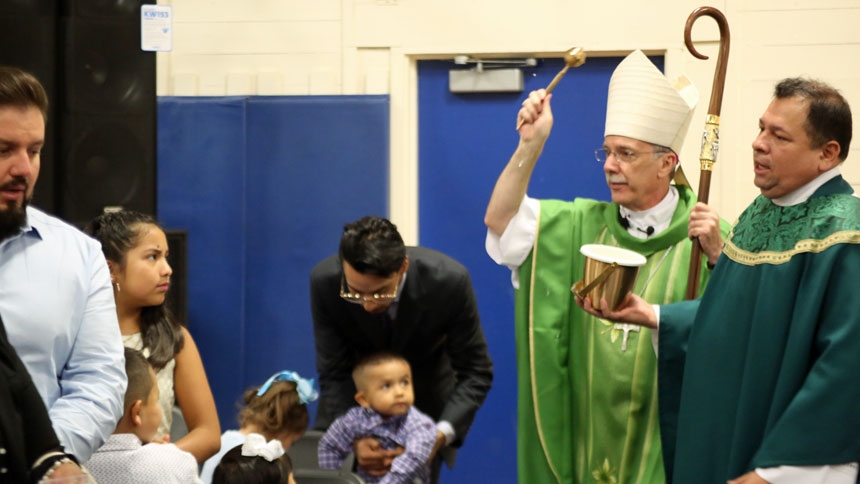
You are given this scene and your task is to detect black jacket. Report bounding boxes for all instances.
[310,246,493,448]
[0,316,65,482]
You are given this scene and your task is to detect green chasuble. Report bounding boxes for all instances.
[515,186,730,484]
[659,176,860,483]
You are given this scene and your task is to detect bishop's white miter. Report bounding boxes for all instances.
[605,49,699,155]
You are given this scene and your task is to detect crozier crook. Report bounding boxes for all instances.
[684,6,730,300]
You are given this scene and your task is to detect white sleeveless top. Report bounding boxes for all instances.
[123,332,177,441]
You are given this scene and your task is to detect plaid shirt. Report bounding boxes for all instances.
[318,406,437,484]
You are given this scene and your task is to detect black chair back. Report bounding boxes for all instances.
[289,429,355,471]
[293,468,366,484]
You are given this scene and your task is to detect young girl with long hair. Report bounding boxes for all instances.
[86,210,221,462]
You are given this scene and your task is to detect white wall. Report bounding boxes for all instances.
[157,0,860,242]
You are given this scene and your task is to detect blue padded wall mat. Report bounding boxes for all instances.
[157,96,248,426]
[158,95,388,428]
[242,95,389,395]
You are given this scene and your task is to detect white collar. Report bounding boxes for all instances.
[386,271,407,319]
[619,185,679,239]
[770,167,842,207]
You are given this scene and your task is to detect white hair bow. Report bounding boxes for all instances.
[241,433,285,462]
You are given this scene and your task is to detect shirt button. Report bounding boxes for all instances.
[0,448,5,454]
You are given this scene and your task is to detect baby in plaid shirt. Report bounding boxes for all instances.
[318,352,437,484]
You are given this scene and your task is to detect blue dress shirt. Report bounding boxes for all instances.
[0,206,126,462]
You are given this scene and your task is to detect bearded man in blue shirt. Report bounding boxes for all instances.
[0,66,126,463]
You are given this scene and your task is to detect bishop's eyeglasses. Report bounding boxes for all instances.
[595,146,670,164]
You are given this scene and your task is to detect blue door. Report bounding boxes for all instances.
[417,54,662,483]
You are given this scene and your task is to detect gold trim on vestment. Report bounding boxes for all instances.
[724,230,860,266]
[527,208,562,484]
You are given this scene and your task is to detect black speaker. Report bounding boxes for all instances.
[0,1,59,214]
[165,229,188,327]
[59,0,156,226]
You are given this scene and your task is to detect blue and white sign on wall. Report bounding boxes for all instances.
[141,4,173,52]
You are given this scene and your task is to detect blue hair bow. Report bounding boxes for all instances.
[256,370,319,404]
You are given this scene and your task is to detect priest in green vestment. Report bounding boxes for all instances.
[485,50,730,484]
[581,78,860,484]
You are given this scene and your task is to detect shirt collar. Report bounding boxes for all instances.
[1,206,41,246]
[363,406,409,426]
[100,433,144,451]
[394,271,406,301]
[618,185,679,238]
[385,271,407,319]
[770,166,842,206]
